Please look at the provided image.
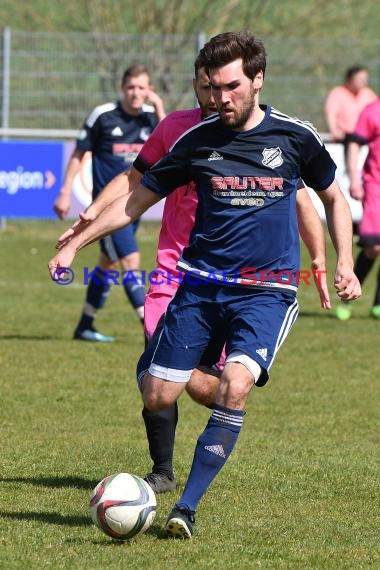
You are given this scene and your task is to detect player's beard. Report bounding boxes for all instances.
[198,99,218,119]
[219,88,256,130]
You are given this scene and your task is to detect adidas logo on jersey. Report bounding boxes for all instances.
[208,150,223,161]
[111,126,123,136]
[204,444,226,458]
[256,348,268,361]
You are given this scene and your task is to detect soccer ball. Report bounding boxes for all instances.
[89,472,157,540]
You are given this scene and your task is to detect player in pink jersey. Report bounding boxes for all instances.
[336,98,380,320]
[133,107,208,340]
[54,55,331,493]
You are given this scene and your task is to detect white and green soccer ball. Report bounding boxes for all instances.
[89,472,156,540]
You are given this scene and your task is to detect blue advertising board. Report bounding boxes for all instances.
[0,140,164,219]
[0,140,63,218]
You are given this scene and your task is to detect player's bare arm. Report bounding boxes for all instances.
[296,187,331,310]
[146,87,166,121]
[347,141,364,201]
[48,184,159,279]
[317,180,361,300]
[84,167,143,221]
[53,149,85,219]
[57,167,143,248]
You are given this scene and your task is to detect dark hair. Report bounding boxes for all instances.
[199,31,266,80]
[121,64,150,85]
[345,65,367,82]
[194,52,207,78]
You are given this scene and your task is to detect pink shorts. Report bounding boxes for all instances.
[359,180,380,244]
[144,282,177,340]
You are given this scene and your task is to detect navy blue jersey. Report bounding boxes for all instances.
[141,105,336,292]
[76,101,159,198]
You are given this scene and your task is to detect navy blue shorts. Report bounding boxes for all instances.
[149,280,298,386]
[100,219,140,261]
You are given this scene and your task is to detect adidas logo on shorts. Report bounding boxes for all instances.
[256,348,268,361]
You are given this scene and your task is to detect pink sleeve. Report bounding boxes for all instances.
[135,118,168,171]
[355,106,375,141]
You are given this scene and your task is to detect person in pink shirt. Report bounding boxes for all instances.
[133,110,210,340]
[324,66,377,148]
[54,55,331,494]
[336,98,380,320]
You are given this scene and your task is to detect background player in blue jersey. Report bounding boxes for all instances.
[54,64,165,341]
[49,32,361,538]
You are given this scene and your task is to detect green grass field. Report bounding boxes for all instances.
[0,219,379,569]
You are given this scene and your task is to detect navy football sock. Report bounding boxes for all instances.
[177,404,244,512]
[142,404,178,477]
[76,269,111,331]
[123,270,145,321]
[76,313,94,332]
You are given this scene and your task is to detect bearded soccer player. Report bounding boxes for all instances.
[53,52,331,497]
[49,32,359,538]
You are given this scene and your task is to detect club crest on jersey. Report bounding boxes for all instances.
[262,147,283,169]
[78,129,87,141]
[139,127,151,142]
